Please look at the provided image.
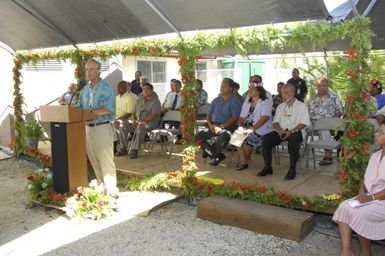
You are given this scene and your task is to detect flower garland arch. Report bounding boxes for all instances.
[11,17,374,208]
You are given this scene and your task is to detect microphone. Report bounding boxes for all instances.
[69,79,87,107]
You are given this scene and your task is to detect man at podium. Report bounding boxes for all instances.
[76,59,118,196]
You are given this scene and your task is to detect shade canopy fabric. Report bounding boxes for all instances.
[0,0,382,51]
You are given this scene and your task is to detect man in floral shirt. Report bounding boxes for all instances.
[307,78,343,165]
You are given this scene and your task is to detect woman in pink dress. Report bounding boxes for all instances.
[333,122,385,256]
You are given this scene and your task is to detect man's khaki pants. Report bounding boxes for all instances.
[85,123,118,194]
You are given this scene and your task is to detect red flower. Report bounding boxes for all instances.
[150,46,157,52]
[98,200,104,207]
[207,184,213,192]
[257,185,267,193]
[347,71,355,80]
[346,48,359,60]
[15,59,23,66]
[27,175,34,181]
[219,183,225,189]
[363,146,369,155]
[82,202,87,207]
[339,170,349,179]
[302,198,312,208]
[168,172,177,178]
[357,67,363,74]
[181,74,188,82]
[177,58,186,66]
[230,181,240,189]
[348,129,358,138]
[130,47,138,54]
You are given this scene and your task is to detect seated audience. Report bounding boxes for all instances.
[233,81,244,104]
[272,82,284,115]
[287,68,307,102]
[196,79,209,108]
[369,79,385,109]
[332,122,385,256]
[258,83,310,180]
[376,105,385,124]
[162,79,182,112]
[58,83,77,105]
[235,82,273,170]
[196,78,241,165]
[114,81,137,156]
[243,75,273,106]
[127,83,161,159]
[162,79,177,108]
[307,78,343,165]
[131,71,142,96]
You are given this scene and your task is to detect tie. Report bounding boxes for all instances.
[171,94,178,110]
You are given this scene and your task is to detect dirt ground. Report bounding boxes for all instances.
[0,157,384,256]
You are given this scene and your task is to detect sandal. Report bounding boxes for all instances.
[319,157,333,166]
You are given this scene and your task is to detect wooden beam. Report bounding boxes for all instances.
[197,195,314,242]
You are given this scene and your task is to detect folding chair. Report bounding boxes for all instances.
[148,110,181,158]
[305,117,343,168]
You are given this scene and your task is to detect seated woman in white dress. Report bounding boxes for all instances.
[235,82,273,170]
[332,122,385,256]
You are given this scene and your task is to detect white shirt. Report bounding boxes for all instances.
[274,99,310,137]
[164,91,182,110]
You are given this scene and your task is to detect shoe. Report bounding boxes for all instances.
[115,150,127,157]
[129,150,138,159]
[210,153,226,166]
[202,151,209,159]
[284,168,296,180]
[236,164,249,171]
[257,166,273,177]
[319,157,333,166]
[110,193,119,199]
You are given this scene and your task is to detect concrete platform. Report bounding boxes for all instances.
[39,141,341,214]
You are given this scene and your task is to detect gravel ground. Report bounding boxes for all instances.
[1,157,384,256]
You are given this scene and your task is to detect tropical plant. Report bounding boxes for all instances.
[26,168,53,205]
[24,119,44,139]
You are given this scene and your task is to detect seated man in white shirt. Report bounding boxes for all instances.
[114,81,137,156]
[258,83,310,180]
[162,79,182,112]
[162,79,177,109]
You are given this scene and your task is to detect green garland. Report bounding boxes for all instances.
[11,17,374,208]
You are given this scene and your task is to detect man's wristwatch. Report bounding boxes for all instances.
[220,124,225,129]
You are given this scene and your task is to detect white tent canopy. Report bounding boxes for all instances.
[0,0,382,52]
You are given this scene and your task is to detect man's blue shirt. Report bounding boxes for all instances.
[209,94,241,124]
[77,80,116,124]
[376,94,385,109]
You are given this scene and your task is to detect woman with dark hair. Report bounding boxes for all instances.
[235,81,273,170]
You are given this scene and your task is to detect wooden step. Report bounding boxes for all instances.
[197,195,314,242]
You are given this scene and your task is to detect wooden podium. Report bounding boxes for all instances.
[40,105,97,193]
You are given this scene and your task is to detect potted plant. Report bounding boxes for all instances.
[24,119,44,150]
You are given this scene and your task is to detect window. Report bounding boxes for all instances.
[137,60,166,83]
[26,60,62,72]
[195,62,207,82]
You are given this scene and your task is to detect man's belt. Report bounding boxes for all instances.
[87,121,109,127]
